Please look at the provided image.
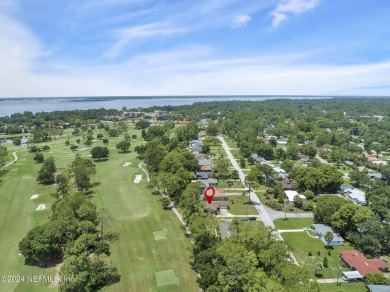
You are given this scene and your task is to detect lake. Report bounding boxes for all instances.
[0,96,333,117]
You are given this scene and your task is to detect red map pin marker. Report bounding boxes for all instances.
[203,186,216,204]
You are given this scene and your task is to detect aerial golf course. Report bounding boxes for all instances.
[0,125,198,292]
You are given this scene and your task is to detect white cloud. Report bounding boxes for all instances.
[231,14,252,28]
[271,0,320,28]
[101,22,186,59]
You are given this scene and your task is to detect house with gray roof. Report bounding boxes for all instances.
[346,189,366,205]
[312,224,344,246]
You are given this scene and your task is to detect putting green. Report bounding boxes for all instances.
[155,270,178,287]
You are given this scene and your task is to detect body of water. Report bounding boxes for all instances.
[0,96,333,117]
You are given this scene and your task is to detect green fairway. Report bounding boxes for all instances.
[0,126,198,292]
[274,218,314,229]
[92,149,198,291]
[0,145,58,292]
[281,232,355,279]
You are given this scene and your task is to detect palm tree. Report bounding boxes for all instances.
[315,261,323,275]
[324,231,334,246]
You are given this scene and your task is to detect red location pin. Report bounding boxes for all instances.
[203,186,216,204]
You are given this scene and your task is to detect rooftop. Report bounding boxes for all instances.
[340,250,388,276]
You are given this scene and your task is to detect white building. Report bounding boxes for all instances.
[346,189,366,205]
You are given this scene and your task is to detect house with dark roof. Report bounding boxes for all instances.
[196,171,215,180]
[204,189,229,213]
[312,224,344,246]
[340,250,388,276]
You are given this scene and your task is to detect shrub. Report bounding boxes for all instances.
[308,251,312,256]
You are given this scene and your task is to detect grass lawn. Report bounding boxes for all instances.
[319,282,367,292]
[225,139,238,149]
[281,232,355,279]
[0,125,198,292]
[228,195,258,215]
[217,180,243,189]
[0,144,58,292]
[274,218,313,229]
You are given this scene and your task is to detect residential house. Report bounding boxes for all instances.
[284,190,306,202]
[346,189,366,205]
[196,171,215,180]
[367,285,390,292]
[197,119,211,126]
[198,159,213,171]
[277,140,288,146]
[204,189,229,213]
[199,179,218,187]
[342,271,364,282]
[312,224,345,246]
[251,154,266,164]
[340,250,388,276]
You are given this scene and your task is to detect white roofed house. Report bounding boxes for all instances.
[284,191,306,202]
[346,189,366,205]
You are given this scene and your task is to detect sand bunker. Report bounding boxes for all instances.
[30,194,39,200]
[122,162,132,167]
[134,175,142,184]
[35,204,46,211]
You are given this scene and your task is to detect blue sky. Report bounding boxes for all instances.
[1,0,390,97]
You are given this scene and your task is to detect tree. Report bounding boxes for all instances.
[55,174,70,198]
[315,261,323,276]
[323,256,328,268]
[364,273,390,285]
[97,133,103,139]
[90,146,109,161]
[19,222,63,264]
[206,122,220,136]
[324,231,333,246]
[33,152,45,163]
[70,145,78,151]
[69,155,96,192]
[293,195,303,208]
[215,158,230,180]
[37,156,56,184]
[116,141,131,153]
[161,197,171,209]
[313,195,352,225]
[13,137,21,146]
[135,119,151,129]
[0,145,7,168]
[102,138,109,144]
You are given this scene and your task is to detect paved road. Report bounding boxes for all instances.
[264,205,314,221]
[219,136,301,265]
[316,278,345,284]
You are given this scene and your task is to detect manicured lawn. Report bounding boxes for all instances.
[274,218,313,229]
[217,180,243,189]
[0,125,199,292]
[319,282,367,292]
[225,139,238,149]
[0,144,58,292]
[228,195,258,215]
[281,232,355,279]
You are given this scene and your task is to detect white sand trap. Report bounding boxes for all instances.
[122,162,132,167]
[134,175,142,184]
[30,194,39,200]
[35,204,46,211]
